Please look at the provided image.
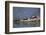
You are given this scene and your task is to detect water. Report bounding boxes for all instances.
[13,20,40,28]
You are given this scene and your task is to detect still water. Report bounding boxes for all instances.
[13,21,40,28]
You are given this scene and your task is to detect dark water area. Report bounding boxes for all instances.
[13,20,40,28]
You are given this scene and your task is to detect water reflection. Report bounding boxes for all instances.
[13,20,40,28]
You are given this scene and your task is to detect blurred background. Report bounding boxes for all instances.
[13,7,40,28]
